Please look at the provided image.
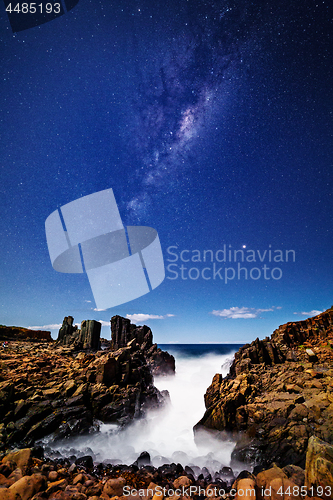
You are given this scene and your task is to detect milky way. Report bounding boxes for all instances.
[123,0,261,220]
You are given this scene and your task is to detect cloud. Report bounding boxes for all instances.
[293,310,322,317]
[211,307,276,319]
[28,323,62,330]
[126,313,175,323]
[94,308,107,312]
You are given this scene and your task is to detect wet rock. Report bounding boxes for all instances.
[137,452,151,468]
[75,456,94,470]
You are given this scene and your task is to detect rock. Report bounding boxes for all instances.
[195,307,333,468]
[147,348,175,376]
[103,477,126,497]
[255,465,287,491]
[282,465,305,486]
[0,490,16,500]
[0,326,51,342]
[58,317,77,344]
[46,478,69,495]
[267,477,302,500]
[173,476,192,488]
[57,318,101,351]
[111,316,153,350]
[0,316,172,447]
[80,321,101,351]
[8,474,46,500]
[305,436,333,498]
[75,456,94,470]
[48,471,58,481]
[137,452,151,468]
[2,449,32,472]
[305,349,318,363]
[233,478,256,500]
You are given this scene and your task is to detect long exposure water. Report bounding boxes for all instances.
[44,345,243,474]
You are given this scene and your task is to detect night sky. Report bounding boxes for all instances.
[1,0,332,343]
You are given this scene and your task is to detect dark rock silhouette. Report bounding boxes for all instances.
[57,317,101,350]
[111,315,175,376]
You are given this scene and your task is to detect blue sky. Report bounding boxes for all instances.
[0,0,332,343]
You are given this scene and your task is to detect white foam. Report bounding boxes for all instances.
[47,351,238,472]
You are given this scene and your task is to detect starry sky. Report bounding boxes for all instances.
[0,0,332,343]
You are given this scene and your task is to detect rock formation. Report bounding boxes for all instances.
[195,307,333,468]
[111,315,175,376]
[57,317,101,350]
[0,315,174,450]
[111,315,152,350]
[0,326,51,341]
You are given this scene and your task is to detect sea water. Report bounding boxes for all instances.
[46,344,243,473]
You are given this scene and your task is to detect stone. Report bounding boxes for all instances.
[173,476,192,488]
[57,317,101,351]
[305,349,318,363]
[75,456,94,470]
[195,307,333,468]
[0,490,16,500]
[305,436,333,498]
[46,479,69,495]
[111,316,152,350]
[103,477,126,497]
[256,465,287,491]
[9,474,46,500]
[233,478,256,500]
[268,477,302,499]
[2,449,32,472]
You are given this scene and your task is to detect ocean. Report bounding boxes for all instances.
[45,344,244,474]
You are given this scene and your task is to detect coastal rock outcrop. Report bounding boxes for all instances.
[111,315,175,376]
[0,316,173,450]
[195,307,333,468]
[57,317,101,350]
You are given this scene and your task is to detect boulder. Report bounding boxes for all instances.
[2,449,32,472]
[305,436,333,499]
[9,474,46,500]
[103,477,126,497]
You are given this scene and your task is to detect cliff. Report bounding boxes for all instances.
[0,326,52,341]
[0,315,174,450]
[195,307,333,468]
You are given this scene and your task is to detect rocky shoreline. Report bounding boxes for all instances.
[0,316,174,451]
[195,308,333,470]
[0,436,332,500]
[1,311,333,499]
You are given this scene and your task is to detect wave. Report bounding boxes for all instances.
[44,349,241,474]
